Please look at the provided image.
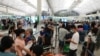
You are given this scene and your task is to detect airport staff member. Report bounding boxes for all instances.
[67,25,79,56]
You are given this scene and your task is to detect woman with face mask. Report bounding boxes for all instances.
[15,29,25,56]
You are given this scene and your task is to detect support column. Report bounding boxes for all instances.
[37,0,42,23]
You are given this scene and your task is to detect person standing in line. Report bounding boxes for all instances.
[24,29,35,45]
[34,20,38,29]
[68,25,79,56]
[58,24,69,52]
[8,26,16,40]
[96,24,100,49]
[15,29,25,56]
[81,36,95,56]
[0,36,16,56]
[14,23,25,37]
[83,22,90,36]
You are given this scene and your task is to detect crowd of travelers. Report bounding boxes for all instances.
[58,20,100,56]
[0,18,100,56]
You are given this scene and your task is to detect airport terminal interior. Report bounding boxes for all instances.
[0,0,100,56]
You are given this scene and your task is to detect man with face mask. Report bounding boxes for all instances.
[15,29,25,56]
[67,25,79,56]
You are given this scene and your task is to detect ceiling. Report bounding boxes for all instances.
[0,0,100,16]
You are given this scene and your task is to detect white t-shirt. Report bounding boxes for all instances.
[70,32,79,50]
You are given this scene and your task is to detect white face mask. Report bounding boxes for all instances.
[70,30,73,32]
[20,34,25,38]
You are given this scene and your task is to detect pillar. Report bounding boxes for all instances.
[37,0,42,23]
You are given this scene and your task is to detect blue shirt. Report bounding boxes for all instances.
[83,24,89,30]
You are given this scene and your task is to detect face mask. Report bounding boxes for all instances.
[70,30,74,33]
[20,34,25,38]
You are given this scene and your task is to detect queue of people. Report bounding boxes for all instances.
[0,18,100,56]
[58,20,100,56]
[0,18,57,56]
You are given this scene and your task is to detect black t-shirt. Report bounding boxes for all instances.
[64,32,73,44]
[92,27,98,35]
[43,27,52,46]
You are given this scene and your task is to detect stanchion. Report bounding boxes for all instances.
[55,24,59,48]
